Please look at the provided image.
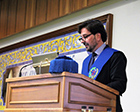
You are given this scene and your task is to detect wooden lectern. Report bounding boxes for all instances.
[5,72,119,112]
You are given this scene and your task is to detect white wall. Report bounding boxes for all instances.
[108,1,140,112]
[1,0,140,111]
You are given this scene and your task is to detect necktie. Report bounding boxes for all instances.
[88,52,97,70]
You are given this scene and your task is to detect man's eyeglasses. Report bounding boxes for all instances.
[79,34,92,42]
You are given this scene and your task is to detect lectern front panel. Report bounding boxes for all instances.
[5,72,118,112]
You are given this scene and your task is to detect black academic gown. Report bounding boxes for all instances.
[82,46,127,112]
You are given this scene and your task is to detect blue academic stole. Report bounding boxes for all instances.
[82,47,118,80]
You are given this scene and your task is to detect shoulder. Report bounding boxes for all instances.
[103,46,127,66]
[113,50,127,59]
[110,50,127,66]
[105,45,127,61]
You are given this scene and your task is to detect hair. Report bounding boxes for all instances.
[78,19,107,42]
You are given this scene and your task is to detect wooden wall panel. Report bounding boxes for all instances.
[0,0,109,41]
[87,0,108,6]
[72,0,88,12]
[35,0,47,25]
[0,1,1,30]
[59,0,72,17]
[7,0,17,36]
[25,0,36,29]
[59,0,88,17]
[15,0,27,33]
[47,0,59,21]
[0,0,9,38]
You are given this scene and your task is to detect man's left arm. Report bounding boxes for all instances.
[107,51,127,95]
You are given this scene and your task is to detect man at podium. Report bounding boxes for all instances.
[78,19,127,112]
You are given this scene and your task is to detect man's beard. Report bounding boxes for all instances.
[84,42,97,52]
